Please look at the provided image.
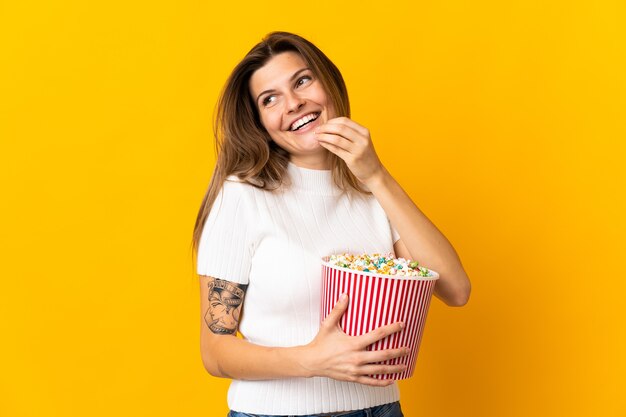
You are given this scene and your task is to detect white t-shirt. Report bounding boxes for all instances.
[197,161,401,415]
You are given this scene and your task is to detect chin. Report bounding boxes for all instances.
[292,132,321,150]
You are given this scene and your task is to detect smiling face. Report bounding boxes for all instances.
[249,51,336,169]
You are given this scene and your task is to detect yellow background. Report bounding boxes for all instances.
[1,0,624,416]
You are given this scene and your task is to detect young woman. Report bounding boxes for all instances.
[192,31,471,417]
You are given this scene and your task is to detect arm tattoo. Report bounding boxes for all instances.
[204,278,247,335]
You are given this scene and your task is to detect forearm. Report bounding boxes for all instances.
[365,166,471,305]
[203,334,310,380]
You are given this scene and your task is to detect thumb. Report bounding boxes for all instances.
[322,293,349,329]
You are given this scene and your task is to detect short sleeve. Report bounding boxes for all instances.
[196,180,255,284]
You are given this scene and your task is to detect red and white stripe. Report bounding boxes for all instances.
[320,258,438,380]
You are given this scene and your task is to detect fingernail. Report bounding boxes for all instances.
[399,322,405,329]
[340,293,348,301]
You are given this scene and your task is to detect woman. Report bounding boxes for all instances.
[192,31,471,417]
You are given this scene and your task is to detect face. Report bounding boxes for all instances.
[249,51,336,167]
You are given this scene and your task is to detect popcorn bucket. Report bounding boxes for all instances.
[320,256,439,380]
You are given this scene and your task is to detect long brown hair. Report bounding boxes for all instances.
[191,31,369,268]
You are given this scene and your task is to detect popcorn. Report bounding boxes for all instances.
[328,253,432,277]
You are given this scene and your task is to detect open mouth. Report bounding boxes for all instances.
[289,112,321,131]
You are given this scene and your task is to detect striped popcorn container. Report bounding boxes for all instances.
[320,256,439,380]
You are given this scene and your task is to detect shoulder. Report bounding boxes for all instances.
[202,178,261,239]
[224,174,271,190]
[211,175,268,215]
[217,176,259,198]
[221,174,285,199]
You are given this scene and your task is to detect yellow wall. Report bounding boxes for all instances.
[1,1,624,416]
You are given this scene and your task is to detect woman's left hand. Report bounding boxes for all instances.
[315,117,384,185]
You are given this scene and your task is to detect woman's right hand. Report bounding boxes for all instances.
[300,293,409,387]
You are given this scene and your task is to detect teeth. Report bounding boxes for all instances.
[290,112,320,131]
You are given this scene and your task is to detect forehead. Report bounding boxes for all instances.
[249,51,307,96]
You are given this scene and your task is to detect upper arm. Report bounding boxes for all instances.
[393,238,411,260]
[196,182,256,283]
[395,238,443,299]
[199,274,248,376]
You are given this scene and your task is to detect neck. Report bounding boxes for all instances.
[286,159,338,195]
[289,152,332,170]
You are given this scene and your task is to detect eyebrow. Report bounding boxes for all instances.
[255,67,311,104]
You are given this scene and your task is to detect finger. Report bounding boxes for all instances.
[360,322,405,346]
[325,117,369,137]
[318,140,352,162]
[359,347,410,364]
[321,293,349,329]
[359,363,408,376]
[315,122,359,143]
[352,375,396,387]
[316,133,353,153]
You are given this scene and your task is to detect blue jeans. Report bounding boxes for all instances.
[227,401,404,417]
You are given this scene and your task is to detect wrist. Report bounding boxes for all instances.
[289,344,316,378]
[363,165,389,190]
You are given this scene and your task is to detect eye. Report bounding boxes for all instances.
[262,95,276,106]
[296,75,312,87]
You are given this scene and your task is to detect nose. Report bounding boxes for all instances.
[285,91,306,113]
